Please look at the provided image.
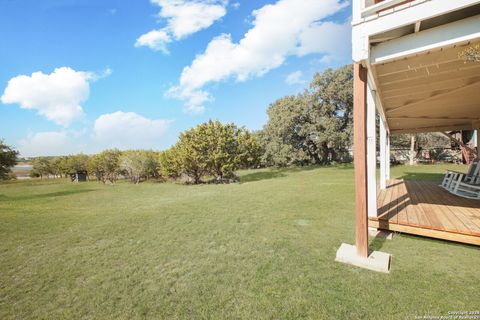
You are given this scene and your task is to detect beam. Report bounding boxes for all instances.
[367,64,389,131]
[389,117,480,122]
[370,15,480,64]
[391,123,475,134]
[375,44,479,77]
[354,63,369,258]
[383,77,480,100]
[380,65,480,92]
[368,220,480,246]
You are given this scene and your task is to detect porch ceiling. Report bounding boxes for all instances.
[372,41,480,134]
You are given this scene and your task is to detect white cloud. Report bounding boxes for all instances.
[18,131,82,157]
[232,2,240,9]
[16,111,172,157]
[168,0,348,113]
[1,67,103,127]
[313,55,334,65]
[135,29,172,53]
[135,0,227,53]
[94,111,172,150]
[296,21,351,57]
[94,67,113,80]
[285,71,305,85]
[165,84,210,114]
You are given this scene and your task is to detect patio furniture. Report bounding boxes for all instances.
[441,160,479,190]
[448,172,480,200]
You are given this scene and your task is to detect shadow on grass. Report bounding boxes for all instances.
[369,236,388,252]
[240,170,287,183]
[328,163,354,170]
[0,189,94,202]
[240,164,353,183]
[399,172,445,181]
[398,233,479,249]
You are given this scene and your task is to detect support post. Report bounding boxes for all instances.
[476,129,479,157]
[380,119,387,190]
[386,133,391,180]
[353,63,369,258]
[367,81,377,217]
[409,135,416,166]
[335,64,391,273]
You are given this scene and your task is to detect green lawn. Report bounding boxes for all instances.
[0,164,478,319]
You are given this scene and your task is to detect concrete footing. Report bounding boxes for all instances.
[335,243,391,273]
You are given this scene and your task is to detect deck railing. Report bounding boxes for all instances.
[361,0,416,18]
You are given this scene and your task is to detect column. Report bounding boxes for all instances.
[367,80,377,217]
[386,133,391,180]
[379,118,387,190]
[476,129,479,157]
[353,63,369,258]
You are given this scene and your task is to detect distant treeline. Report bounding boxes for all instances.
[29,120,262,184]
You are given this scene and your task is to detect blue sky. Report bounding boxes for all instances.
[0,0,352,157]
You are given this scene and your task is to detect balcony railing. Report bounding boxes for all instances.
[361,0,416,18]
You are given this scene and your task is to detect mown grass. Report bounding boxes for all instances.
[0,164,478,319]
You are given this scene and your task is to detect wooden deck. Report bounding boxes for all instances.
[370,179,480,246]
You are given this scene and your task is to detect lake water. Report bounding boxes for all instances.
[12,165,33,172]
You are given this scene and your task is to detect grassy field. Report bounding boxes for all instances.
[0,164,478,319]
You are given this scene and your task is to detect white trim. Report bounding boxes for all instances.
[371,15,480,64]
[353,0,364,24]
[386,134,391,181]
[366,66,389,131]
[353,0,480,28]
[414,21,421,33]
[380,119,387,190]
[367,80,378,217]
[475,128,480,156]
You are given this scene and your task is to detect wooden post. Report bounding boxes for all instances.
[380,118,387,190]
[354,63,369,258]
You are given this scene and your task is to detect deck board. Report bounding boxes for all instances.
[371,179,480,246]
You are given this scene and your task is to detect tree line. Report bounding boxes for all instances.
[28,120,262,184]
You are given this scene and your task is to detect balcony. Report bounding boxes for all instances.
[361,0,416,18]
[352,0,480,61]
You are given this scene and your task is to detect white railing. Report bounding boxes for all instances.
[361,0,414,18]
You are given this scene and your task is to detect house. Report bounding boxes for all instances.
[336,0,480,272]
